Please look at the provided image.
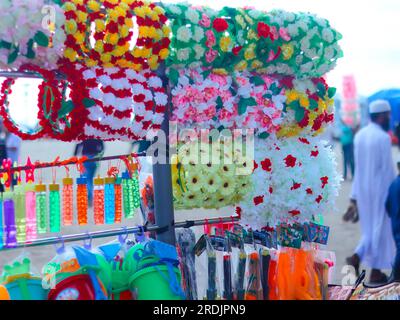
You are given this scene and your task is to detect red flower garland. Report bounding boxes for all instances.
[56,61,90,141]
[0,64,63,140]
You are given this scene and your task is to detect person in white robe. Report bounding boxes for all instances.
[345,99,396,284]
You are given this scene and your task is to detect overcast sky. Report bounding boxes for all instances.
[163,0,400,97]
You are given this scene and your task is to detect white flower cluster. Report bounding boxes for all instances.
[239,135,342,228]
[0,0,66,70]
[82,65,166,141]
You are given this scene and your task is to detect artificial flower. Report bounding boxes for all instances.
[239,135,342,228]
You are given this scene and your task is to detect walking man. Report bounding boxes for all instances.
[345,100,396,284]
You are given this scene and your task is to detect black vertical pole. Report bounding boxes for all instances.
[152,64,176,245]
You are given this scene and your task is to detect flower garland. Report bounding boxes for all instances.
[56,63,91,141]
[0,0,66,70]
[238,136,341,228]
[0,64,63,140]
[169,67,335,137]
[62,0,170,70]
[172,139,253,210]
[81,64,166,141]
[162,3,343,77]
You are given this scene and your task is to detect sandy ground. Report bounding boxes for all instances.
[0,139,398,285]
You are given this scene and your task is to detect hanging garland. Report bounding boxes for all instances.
[0,0,66,70]
[172,138,254,210]
[81,65,166,141]
[0,64,63,140]
[169,67,335,137]
[56,63,91,141]
[238,136,341,228]
[61,0,170,70]
[162,3,343,77]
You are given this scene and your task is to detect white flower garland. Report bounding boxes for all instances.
[239,135,341,228]
[80,65,166,141]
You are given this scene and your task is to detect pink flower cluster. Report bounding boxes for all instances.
[170,68,285,135]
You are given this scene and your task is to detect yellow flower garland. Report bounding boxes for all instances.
[62,0,170,70]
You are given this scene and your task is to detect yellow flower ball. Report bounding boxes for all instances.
[116,58,131,68]
[219,36,231,52]
[282,44,294,60]
[72,0,83,5]
[134,7,145,18]
[132,63,142,71]
[141,48,152,58]
[133,47,142,58]
[103,62,114,68]
[235,61,248,71]
[139,26,149,37]
[148,27,157,38]
[318,99,327,111]
[63,2,76,12]
[64,48,77,61]
[125,18,134,29]
[95,19,106,32]
[65,20,77,34]
[247,29,258,40]
[299,95,310,108]
[86,59,97,67]
[122,0,135,5]
[87,0,100,11]
[148,55,158,69]
[107,33,119,45]
[150,12,159,22]
[153,6,163,15]
[244,48,255,60]
[115,5,127,17]
[286,90,299,103]
[74,32,85,45]
[94,40,104,52]
[109,9,120,21]
[213,69,228,76]
[120,25,130,38]
[76,11,88,23]
[162,25,171,37]
[143,6,152,15]
[106,0,118,5]
[113,46,126,57]
[251,60,263,69]
[159,48,169,60]
[153,30,163,41]
[100,53,112,63]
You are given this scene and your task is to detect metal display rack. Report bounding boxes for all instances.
[0,69,238,250]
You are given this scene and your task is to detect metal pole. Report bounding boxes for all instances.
[152,64,176,245]
[0,215,239,251]
[0,152,146,174]
[0,225,158,251]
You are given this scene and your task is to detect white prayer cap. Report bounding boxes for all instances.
[369,99,391,114]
